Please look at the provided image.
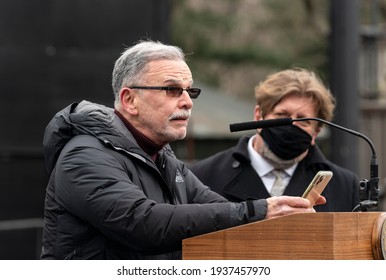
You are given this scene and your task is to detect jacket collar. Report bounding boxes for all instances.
[114,109,162,160]
[232,136,252,163]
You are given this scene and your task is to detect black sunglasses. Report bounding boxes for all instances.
[129,86,201,99]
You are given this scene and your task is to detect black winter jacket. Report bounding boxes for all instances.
[41,101,267,260]
[190,136,360,212]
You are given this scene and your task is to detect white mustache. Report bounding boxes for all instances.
[169,111,191,121]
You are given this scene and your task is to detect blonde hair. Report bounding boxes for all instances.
[254,68,336,124]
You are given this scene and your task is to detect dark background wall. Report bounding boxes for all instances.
[0,0,170,259]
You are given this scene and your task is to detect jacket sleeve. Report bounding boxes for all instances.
[183,165,267,222]
[55,136,267,254]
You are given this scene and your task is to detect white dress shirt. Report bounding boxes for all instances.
[247,135,297,193]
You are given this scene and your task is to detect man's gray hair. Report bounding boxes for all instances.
[112,40,186,106]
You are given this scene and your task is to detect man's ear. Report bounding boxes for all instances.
[120,87,138,115]
[254,105,263,121]
[311,125,321,145]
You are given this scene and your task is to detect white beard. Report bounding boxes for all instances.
[259,143,298,170]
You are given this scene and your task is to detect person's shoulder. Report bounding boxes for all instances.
[190,146,235,169]
[326,160,358,181]
[190,136,251,171]
[60,135,106,159]
[308,145,358,179]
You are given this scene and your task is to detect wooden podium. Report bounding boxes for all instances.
[182,212,386,260]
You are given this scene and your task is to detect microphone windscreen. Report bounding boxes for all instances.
[229,118,292,132]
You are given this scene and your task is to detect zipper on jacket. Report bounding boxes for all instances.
[64,249,77,260]
[102,139,148,163]
[104,139,176,203]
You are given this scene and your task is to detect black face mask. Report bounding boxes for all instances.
[260,125,312,160]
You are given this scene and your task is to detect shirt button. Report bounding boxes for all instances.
[232,161,240,168]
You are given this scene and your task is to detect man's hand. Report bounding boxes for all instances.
[265,195,326,219]
[313,195,326,206]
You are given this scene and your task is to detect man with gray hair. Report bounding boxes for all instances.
[41,40,324,260]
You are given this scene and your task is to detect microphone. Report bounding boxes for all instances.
[229,117,379,211]
[229,118,293,131]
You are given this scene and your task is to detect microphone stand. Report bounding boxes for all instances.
[293,118,379,212]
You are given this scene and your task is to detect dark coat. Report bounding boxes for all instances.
[190,136,360,212]
[41,101,267,260]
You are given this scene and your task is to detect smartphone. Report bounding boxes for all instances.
[302,171,333,205]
